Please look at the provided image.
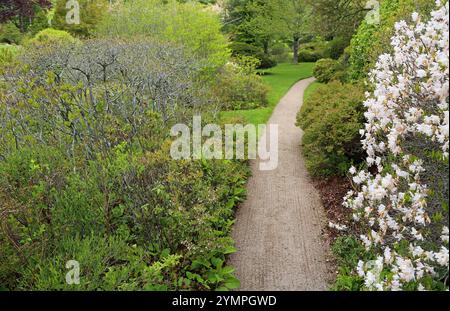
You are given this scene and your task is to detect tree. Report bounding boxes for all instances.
[281,0,312,64]
[0,0,52,32]
[307,0,368,40]
[223,0,284,54]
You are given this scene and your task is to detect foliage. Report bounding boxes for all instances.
[324,36,348,60]
[229,41,277,69]
[221,62,315,126]
[97,0,229,73]
[343,3,449,290]
[348,0,436,80]
[307,0,367,40]
[296,82,366,176]
[213,56,269,110]
[26,28,78,47]
[0,0,52,32]
[0,22,23,44]
[298,39,327,62]
[0,44,21,67]
[313,58,339,83]
[0,36,250,290]
[52,0,109,38]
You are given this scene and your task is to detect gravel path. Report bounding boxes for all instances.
[229,77,332,291]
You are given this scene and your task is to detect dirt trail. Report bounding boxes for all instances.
[229,77,332,291]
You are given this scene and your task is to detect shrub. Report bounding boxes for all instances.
[313,58,339,83]
[298,49,322,62]
[230,41,277,69]
[26,28,78,47]
[0,44,21,67]
[324,36,349,60]
[298,38,327,62]
[0,22,23,44]
[213,58,269,110]
[296,82,365,176]
[344,3,449,291]
[0,38,250,290]
[97,0,230,73]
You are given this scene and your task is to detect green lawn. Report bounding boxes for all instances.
[221,62,315,126]
[303,81,323,101]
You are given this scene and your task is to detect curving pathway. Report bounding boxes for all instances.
[229,77,332,291]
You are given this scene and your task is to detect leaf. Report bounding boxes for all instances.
[224,277,240,289]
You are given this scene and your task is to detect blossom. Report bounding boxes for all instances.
[345,1,449,291]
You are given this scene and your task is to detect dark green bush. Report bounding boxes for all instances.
[325,36,349,60]
[313,58,339,83]
[296,82,365,176]
[230,41,277,69]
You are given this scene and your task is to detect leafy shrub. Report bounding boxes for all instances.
[324,36,349,60]
[298,38,327,62]
[97,0,230,73]
[298,49,323,62]
[0,22,23,44]
[296,82,365,176]
[0,44,21,67]
[270,42,290,63]
[230,41,277,69]
[26,28,78,46]
[313,58,339,83]
[0,38,250,290]
[213,57,269,110]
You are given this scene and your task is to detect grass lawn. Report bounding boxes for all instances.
[221,62,315,127]
[303,81,323,101]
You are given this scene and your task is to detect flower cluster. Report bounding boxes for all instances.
[344,1,449,290]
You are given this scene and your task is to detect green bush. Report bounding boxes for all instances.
[324,36,349,60]
[230,41,277,69]
[313,58,339,83]
[298,38,327,62]
[0,38,249,291]
[0,22,23,44]
[213,58,269,110]
[0,44,21,67]
[296,82,365,176]
[26,28,78,46]
[298,49,323,62]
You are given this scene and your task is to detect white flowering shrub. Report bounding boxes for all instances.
[344,1,449,291]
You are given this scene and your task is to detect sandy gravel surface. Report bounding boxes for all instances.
[229,77,332,290]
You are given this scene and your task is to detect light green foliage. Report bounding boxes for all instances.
[0,44,22,67]
[0,22,23,44]
[296,82,365,176]
[97,0,230,72]
[52,0,109,38]
[26,28,78,47]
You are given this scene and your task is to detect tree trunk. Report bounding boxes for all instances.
[293,36,300,64]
